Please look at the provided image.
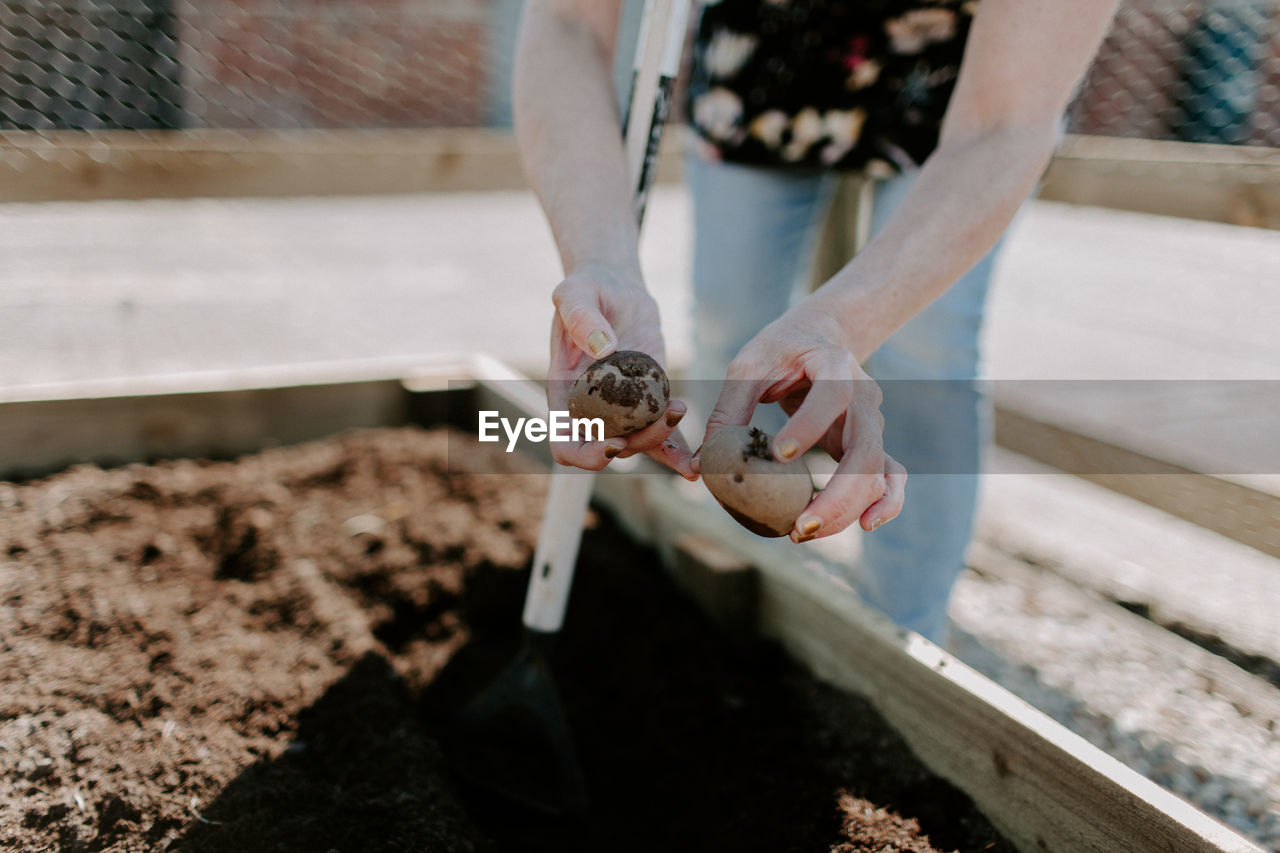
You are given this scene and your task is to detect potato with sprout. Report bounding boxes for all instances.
[699,426,814,537]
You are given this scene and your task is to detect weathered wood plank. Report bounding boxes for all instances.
[1041,136,1280,229]
[0,354,482,480]
[760,573,1260,853]
[597,472,1264,853]
[994,405,1280,560]
[0,129,683,202]
[4,130,1276,232]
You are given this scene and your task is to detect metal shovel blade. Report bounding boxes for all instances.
[450,631,587,817]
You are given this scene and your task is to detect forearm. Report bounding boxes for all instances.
[807,122,1056,363]
[513,2,641,281]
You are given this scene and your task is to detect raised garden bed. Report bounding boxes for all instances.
[0,358,1262,853]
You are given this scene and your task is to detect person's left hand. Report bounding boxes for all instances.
[695,303,906,543]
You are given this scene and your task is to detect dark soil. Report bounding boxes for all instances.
[0,427,1013,852]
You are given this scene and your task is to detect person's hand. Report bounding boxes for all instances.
[696,304,905,541]
[547,264,697,478]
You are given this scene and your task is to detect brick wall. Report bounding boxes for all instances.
[176,0,490,129]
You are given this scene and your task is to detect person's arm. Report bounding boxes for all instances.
[809,0,1122,360]
[514,0,695,477]
[703,0,1119,541]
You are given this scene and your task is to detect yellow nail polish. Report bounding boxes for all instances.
[777,438,799,459]
[587,330,610,358]
[798,515,822,536]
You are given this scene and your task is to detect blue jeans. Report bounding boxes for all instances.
[686,154,1004,642]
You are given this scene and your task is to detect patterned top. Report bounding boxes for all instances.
[686,0,979,174]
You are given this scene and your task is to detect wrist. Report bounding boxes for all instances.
[565,258,646,291]
[797,278,890,364]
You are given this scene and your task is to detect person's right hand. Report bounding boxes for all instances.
[547,264,697,479]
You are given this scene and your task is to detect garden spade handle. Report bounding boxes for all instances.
[522,0,690,634]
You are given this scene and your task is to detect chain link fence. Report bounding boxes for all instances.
[0,0,501,131]
[1,0,1277,144]
[1072,0,1280,146]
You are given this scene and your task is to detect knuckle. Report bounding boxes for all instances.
[867,472,887,501]
[633,291,661,319]
[814,499,848,530]
[551,279,580,305]
[724,358,751,381]
[822,346,856,375]
[559,302,593,330]
[851,376,882,408]
[704,410,734,432]
[865,382,884,408]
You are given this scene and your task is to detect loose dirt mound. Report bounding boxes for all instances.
[0,427,1011,852]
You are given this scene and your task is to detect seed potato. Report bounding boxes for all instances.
[700,426,814,538]
[567,350,670,438]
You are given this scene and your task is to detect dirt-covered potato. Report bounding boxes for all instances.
[700,426,814,538]
[567,350,670,438]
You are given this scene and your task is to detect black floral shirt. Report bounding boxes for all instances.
[686,0,979,174]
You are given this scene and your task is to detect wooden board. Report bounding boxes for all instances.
[0,354,487,480]
[1040,136,1280,229]
[994,405,1280,560]
[0,129,684,203]
[594,472,1263,853]
[4,130,1276,232]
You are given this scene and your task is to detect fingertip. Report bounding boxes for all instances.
[774,436,801,463]
[586,329,616,359]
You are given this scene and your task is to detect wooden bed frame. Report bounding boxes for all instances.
[0,354,1262,853]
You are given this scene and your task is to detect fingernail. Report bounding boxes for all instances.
[797,514,822,537]
[587,330,611,358]
[777,438,799,460]
[666,408,685,428]
[604,439,626,459]
[870,517,885,531]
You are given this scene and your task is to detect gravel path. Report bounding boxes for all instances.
[950,547,1280,850]
[977,450,1280,672]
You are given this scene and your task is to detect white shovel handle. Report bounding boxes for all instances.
[523,0,691,634]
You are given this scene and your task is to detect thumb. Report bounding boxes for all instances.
[553,280,617,360]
